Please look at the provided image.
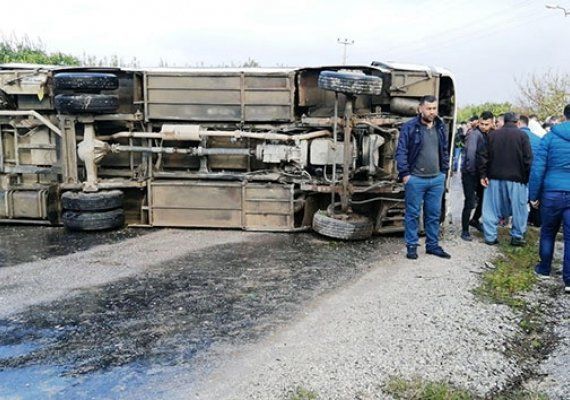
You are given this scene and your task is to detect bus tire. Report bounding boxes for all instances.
[312,210,373,240]
[61,190,123,212]
[53,72,119,91]
[62,208,125,231]
[55,94,119,114]
[317,70,383,96]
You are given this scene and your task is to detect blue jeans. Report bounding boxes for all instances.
[482,179,528,242]
[535,191,570,285]
[404,173,445,250]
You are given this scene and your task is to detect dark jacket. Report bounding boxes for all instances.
[478,122,532,183]
[461,127,485,174]
[529,121,570,200]
[395,115,450,180]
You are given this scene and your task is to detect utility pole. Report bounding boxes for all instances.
[337,38,354,65]
[545,3,570,16]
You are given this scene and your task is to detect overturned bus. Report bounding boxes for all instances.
[0,61,456,239]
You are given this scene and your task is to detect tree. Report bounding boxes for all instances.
[241,57,260,68]
[516,70,569,120]
[457,102,514,123]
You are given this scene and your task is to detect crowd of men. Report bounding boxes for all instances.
[395,96,570,294]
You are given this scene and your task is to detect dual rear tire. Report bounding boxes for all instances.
[53,72,119,114]
[61,190,124,231]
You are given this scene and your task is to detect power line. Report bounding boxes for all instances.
[545,3,570,16]
[379,0,536,55]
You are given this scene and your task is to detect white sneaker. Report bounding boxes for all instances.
[565,285,570,294]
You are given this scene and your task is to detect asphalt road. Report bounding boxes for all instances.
[0,224,400,399]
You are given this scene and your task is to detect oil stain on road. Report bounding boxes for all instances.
[0,226,146,268]
[0,233,399,399]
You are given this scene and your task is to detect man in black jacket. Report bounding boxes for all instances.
[460,111,493,240]
[478,112,532,246]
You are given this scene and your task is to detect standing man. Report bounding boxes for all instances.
[467,115,479,134]
[495,114,505,130]
[519,115,542,226]
[529,104,570,294]
[460,111,494,240]
[479,112,532,246]
[396,95,451,260]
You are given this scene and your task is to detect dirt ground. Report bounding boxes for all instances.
[0,175,567,399]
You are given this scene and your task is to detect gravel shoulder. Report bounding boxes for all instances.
[169,236,522,400]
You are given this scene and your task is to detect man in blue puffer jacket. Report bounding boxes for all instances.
[396,95,450,260]
[529,104,570,294]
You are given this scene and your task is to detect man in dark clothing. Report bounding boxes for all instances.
[395,95,450,260]
[479,112,533,246]
[460,111,493,240]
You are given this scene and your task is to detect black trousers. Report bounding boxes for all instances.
[528,204,541,227]
[461,172,483,232]
[472,178,484,223]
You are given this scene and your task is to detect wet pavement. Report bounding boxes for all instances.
[0,225,146,268]
[0,230,399,399]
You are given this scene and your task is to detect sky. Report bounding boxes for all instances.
[1,0,569,106]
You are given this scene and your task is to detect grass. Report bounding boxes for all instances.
[494,391,550,400]
[474,228,540,307]
[384,378,472,400]
[288,386,318,400]
[384,377,549,400]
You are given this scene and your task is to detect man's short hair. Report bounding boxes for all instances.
[564,104,570,119]
[519,115,529,126]
[479,111,494,120]
[419,95,437,105]
[469,115,479,122]
[503,112,519,123]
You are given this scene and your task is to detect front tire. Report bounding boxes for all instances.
[312,210,373,240]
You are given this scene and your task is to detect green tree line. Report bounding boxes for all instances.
[0,35,79,66]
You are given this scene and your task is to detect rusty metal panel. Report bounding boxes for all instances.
[245,185,291,200]
[151,182,241,209]
[11,190,47,219]
[243,183,294,230]
[152,208,242,228]
[244,213,290,229]
[244,200,291,214]
[147,104,242,121]
[150,181,243,228]
[244,76,289,88]
[0,71,49,96]
[207,137,249,170]
[390,71,439,97]
[145,71,294,122]
[244,106,291,121]
[18,127,57,166]
[147,89,241,105]
[244,91,290,105]
[147,75,241,90]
